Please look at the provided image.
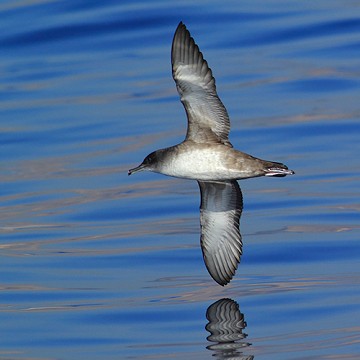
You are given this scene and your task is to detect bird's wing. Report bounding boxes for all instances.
[172,22,232,147]
[198,180,243,285]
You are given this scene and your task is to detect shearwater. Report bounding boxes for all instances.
[128,22,294,285]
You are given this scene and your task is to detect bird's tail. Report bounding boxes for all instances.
[263,161,295,177]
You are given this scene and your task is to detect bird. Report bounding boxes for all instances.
[128,22,294,285]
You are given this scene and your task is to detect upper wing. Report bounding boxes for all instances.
[172,22,232,146]
[198,180,243,285]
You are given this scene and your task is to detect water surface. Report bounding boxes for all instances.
[1,1,359,359]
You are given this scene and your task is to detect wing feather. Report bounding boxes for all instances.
[172,22,232,146]
[198,180,243,285]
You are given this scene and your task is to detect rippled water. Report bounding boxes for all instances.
[1,1,359,359]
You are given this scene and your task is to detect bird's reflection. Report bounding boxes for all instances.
[205,298,254,359]
[198,181,243,285]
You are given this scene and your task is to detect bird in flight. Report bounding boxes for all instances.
[129,22,294,285]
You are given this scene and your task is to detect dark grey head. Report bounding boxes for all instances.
[128,151,160,176]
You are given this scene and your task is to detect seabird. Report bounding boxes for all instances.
[128,22,294,285]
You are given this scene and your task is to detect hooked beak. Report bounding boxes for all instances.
[128,163,146,176]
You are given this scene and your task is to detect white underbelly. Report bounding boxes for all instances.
[160,148,238,180]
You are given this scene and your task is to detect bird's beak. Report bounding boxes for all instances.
[128,163,145,176]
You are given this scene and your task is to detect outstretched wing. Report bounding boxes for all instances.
[172,22,232,146]
[198,180,243,285]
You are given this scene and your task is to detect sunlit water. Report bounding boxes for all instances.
[1,1,359,359]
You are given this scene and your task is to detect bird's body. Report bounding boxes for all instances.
[147,142,291,181]
[128,22,294,285]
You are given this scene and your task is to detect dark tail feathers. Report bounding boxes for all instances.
[264,161,295,177]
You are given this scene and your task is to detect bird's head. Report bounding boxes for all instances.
[128,151,160,176]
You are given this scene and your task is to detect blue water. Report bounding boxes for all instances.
[1,1,359,359]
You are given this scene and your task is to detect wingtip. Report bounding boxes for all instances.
[212,272,233,286]
[175,21,186,33]
[205,258,237,286]
[215,278,229,286]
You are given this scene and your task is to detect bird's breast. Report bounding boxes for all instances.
[158,145,245,181]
